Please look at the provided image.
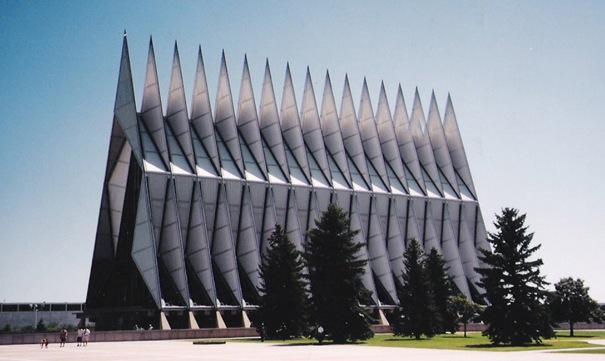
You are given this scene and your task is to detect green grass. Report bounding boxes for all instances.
[230,330,605,352]
[557,348,605,354]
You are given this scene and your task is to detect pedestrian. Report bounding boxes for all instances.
[40,338,49,348]
[148,324,153,330]
[83,328,90,346]
[76,328,83,346]
[59,328,67,347]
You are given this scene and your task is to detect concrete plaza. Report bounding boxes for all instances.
[1,340,604,361]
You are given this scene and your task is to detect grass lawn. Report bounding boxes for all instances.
[556,348,605,354]
[230,330,605,352]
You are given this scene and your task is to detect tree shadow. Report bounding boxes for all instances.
[465,343,554,349]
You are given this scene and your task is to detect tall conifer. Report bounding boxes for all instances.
[477,208,554,345]
[304,203,373,343]
[257,225,308,339]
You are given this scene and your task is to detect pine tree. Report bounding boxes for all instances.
[257,225,308,339]
[476,208,554,345]
[392,239,438,339]
[425,248,458,334]
[549,278,603,336]
[304,203,374,343]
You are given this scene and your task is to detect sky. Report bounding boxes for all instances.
[1,0,604,303]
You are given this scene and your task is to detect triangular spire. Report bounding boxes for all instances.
[358,79,389,188]
[113,34,143,163]
[214,51,245,177]
[237,56,268,179]
[166,42,196,171]
[320,71,351,185]
[375,82,408,192]
[301,68,332,184]
[393,85,426,193]
[427,91,460,197]
[280,64,312,181]
[259,60,290,180]
[190,47,221,174]
[140,37,170,169]
[443,94,477,196]
[340,75,371,187]
[409,89,443,194]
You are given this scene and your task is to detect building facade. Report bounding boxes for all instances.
[85,35,490,330]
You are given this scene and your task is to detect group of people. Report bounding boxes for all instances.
[40,327,91,348]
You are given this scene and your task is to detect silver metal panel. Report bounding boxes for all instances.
[113,36,142,164]
[367,197,397,303]
[146,173,168,248]
[410,89,442,195]
[214,52,245,176]
[285,189,304,253]
[260,188,277,255]
[108,142,131,254]
[173,176,194,246]
[236,186,262,291]
[439,202,471,297]
[166,43,196,171]
[190,48,221,174]
[140,39,170,168]
[165,125,193,174]
[340,76,371,187]
[159,180,191,305]
[321,72,352,185]
[393,86,425,193]
[131,175,162,308]
[386,199,406,287]
[237,58,268,179]
[349,195,379,305]
[211,184,243,305]
[358,81,389,189]
[259,61,290,179]
[186,181,217,306]
[375,83,408,192]
[443,95,477,197]
[421,201,441,253]
[454,202,482,290]
[426,93,459,197]
[280,65,312,181]
[301,70,332,184]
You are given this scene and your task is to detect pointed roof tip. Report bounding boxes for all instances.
[123,30,127,37]
[305,66,311,76]
[243,53,248,62]
[265,57,270,67]
[380,81,386,93]
[430,90,437,101]
[397,83,403,93]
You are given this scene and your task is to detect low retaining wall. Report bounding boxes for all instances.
[0,327,258,345]
[1,322,602,345]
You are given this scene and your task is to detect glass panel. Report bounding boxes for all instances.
[216,135,242,179]
[386,163,406,195]
[327,152,350,190]
[307,149,330,188]
[438,168,459,200]
[191,131,218,177]
[240,134,266,182]
[285,146,310,185]
[456,171,475,201]
[421,167,441,198]
[403,163,424,196]
[347,154,369,191]
[263,138,288,184]
[367,157,388,193]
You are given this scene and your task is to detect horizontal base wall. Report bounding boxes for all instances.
[2,323,602,345]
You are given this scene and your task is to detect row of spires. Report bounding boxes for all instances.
[115,34,476,200]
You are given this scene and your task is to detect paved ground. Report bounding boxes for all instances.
[0,340,604,361]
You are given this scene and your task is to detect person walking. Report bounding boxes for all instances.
[83,328,90,346]
[59,328,67,347]
[76,328,83,346]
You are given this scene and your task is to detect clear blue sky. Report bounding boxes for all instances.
[1,1,604,302]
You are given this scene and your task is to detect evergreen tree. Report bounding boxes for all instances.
[425,248,458,334]
[36,319,46,332]
[392,239,438,339]
[257,225,308,339]
[304,203,374,343]
[549,277,603,336]
[476,208,554,345]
